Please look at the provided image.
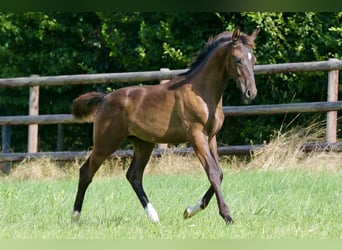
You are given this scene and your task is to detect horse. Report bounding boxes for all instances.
[71,28,259,224]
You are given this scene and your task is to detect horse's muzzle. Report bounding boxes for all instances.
[244,87,257,101]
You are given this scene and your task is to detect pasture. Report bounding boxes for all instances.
[0,148,341,239]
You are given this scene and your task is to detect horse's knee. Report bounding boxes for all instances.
[208,168,223,184]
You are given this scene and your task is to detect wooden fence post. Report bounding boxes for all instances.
[1,125,11,174]
[158,68,171,150]
[56,124,64,151]
[28,84,39,153]
[326,59,339,143]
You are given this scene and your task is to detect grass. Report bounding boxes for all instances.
[0,163,341,239]
[0,124,341,239]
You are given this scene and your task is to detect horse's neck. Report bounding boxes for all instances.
[191,42,229,104]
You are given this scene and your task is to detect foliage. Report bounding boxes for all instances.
[0,12,341,152]
[220,12,342,144]
[0,12,107,151]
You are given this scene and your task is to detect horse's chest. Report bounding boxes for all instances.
[184,96,224,135]
[206,110,224,135]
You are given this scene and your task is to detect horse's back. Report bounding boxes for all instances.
[95,82,188,143]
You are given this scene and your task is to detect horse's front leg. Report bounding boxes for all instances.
[184,133,233,224]
[183,137,217,218]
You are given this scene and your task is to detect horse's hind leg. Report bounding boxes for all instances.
[71,118,125,222]
[125,138,158,222]
[71,147,115,222]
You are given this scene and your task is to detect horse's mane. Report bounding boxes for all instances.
[180,31,255,76]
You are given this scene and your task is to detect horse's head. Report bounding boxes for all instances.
[227,28,259,103]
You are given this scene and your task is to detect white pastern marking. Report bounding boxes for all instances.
[145,203,160,223]
[247,52,252,61]
[71,210,81,222]
[183,199,203,219]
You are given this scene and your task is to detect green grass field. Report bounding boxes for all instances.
[0,165,341,239]
[1,125,341,239]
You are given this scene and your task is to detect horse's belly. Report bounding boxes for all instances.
[129,125,187,144]
[157,130,188,143]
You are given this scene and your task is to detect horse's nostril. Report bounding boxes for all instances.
[245,89,251,98]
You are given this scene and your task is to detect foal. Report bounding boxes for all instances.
[71,28,259,224]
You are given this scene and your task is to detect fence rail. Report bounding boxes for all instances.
[1,101,342,126]
[1,59,341,164]
[1,60,342,88]
[2,142,342,163]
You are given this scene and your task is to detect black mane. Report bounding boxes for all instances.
[179,31,233,76]
[180,30,255,77]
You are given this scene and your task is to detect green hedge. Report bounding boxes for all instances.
[0,12,341,152]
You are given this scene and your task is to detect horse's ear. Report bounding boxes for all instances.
[250,28,260,41]
[232,28,240,43]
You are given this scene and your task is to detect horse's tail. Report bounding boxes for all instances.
[72,92,106,122]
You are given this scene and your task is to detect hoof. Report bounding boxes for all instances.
[224,215,234,224]
[71,210,81,223]
[183,207,192,219]
[145,203,160,223]
[183,202,203,220]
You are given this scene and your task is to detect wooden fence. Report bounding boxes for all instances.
[1,59,342,166]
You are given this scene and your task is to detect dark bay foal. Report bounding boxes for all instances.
[71,28,259,224]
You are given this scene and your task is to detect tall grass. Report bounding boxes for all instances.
[0,123,341,239]
[2,121,341,181]
[247,121,342,172]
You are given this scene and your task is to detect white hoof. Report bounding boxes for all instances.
[183,200,203,219]
[71,210,81,223]
[145,203,160,223]
[183,206,193,219]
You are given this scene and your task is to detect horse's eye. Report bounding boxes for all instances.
[235,58,242,64]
